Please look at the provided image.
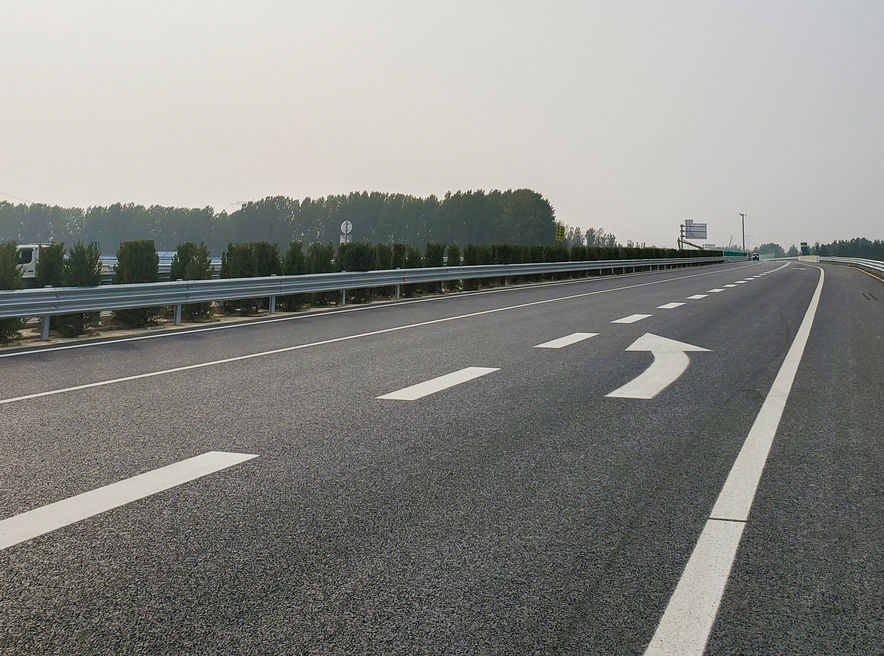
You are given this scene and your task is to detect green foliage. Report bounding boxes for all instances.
[0,240,24,344]
[756,243,786,258]
[35,243,65,288]
[113,240,161,327]
[169,242,214,320]
[280,241,308,311]
[306,242,336,305]
[446,243,460,266]
[3,189,560,255]
[787,244,799,257]
[220,242,281,314]
[401,246,423,297]
[55,241,102,337]
[391,243,407,269]
[424,243,445,268]
[337,241,375,302]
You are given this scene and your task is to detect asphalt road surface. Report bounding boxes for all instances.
[1,261,881,655]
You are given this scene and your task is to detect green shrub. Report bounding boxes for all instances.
[306,242,336,305]
[402,245,423,297]
[113,240,161,327]
[35,243,65,288]
[56,241,102,337]
[391,243,407,269]
[337,241,375,303]
[0,241,24,344]
[220,242,281,314]
[169,242,214,320]
[280,241,308,311]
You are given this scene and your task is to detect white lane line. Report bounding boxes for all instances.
[707,288,725,293]
[377,367,499,400]
[534,333,599,349]
[612,314,652,324]
[657,302,685,310]
[0,270,759,405]
[686,294,708,300]
[0,451,258,551]
[724,284,737,288]
[735,280,748,284]
[644,267,825,656]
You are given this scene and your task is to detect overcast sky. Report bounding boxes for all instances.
[2,1,882,249]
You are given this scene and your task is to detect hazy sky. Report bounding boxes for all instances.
[2,1,882,249]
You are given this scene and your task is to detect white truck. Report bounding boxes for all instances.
[14,243,46,287]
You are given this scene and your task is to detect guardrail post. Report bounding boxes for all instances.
[41,315,50,340]
[173,279,184,325]
[269,274,277,314]
[341,289,346,306]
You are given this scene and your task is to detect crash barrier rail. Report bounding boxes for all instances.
[2,256,732,340]
[820,256,884,278]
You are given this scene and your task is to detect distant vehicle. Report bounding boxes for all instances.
[14,243,47,288]
[751,253,759,261]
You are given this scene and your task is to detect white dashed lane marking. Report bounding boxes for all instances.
[657,302,685,310]
[535,333,599,349]
[612,314,652,324]
[0,452,259,551]
[378,367,499,401]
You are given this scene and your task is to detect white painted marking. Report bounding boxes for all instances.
[535,333,599,349]
[0,451,258,551]
[644,267,825,655]
[657,302,685,310]
[606,334,710,399]
[735,280,748,284]
[612,313,652,324]
[707,288,725,293]
[724,284,737,288]
[686,294,708,300]
[378,367,498,400]
[643,520,746,656]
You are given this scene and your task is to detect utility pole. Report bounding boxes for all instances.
[740,212,747,253]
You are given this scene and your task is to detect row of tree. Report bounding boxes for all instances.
[0,237,715,343]
[0,189,573,255]
[752,238,884,259]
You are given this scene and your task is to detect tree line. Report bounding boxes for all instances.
[753,238,884,259]
[0,236,716,344]
[0,189,566,255]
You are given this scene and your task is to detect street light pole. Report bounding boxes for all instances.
[740,212,747,253]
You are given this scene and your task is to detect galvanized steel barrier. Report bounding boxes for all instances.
[821,256,884,278]
[1,256,729,340]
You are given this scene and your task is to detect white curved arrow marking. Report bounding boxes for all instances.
[606,333,710,399]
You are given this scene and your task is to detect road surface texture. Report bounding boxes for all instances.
[1,261,881,655]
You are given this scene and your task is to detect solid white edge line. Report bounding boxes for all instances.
[0,451,259,551]
[377,367,499,400]
[534,333,599,349]
[643,266,824,655]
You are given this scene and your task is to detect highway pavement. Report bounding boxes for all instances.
[1,261,881,654]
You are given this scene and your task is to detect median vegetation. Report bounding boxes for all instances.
[0,236,718,345]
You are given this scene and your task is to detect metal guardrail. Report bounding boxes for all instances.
[821,256,884,278]
[1,256,729,339]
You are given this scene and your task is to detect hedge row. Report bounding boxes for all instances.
[0,238,719,342]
